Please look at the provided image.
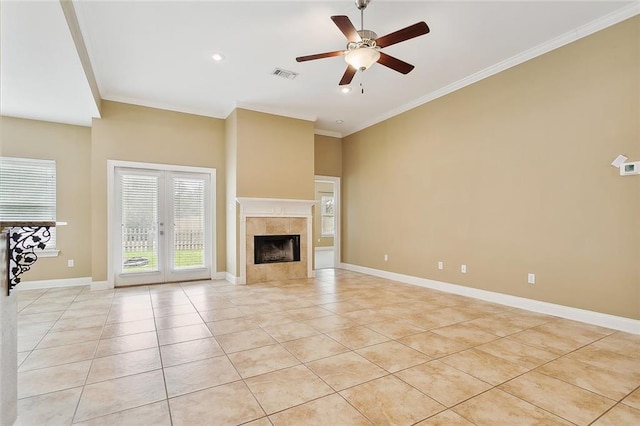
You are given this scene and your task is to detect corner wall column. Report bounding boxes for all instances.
[0,228,17,426]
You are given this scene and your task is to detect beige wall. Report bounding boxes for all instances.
[0,116,92,281]
[91,101,226,281]
[314,181,334,248]
[224,108,316,277]
[342,17,640,319]
[236,109,315,200]
[315,134,342,177]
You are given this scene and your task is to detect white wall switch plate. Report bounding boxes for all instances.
[528,273,535,284]
[438,261,443,270]
[461,264,467,273]
[384,254,388,262]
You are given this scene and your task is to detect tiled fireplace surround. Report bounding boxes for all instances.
[237,198,315,285]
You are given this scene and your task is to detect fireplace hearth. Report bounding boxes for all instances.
[254,234,300,264]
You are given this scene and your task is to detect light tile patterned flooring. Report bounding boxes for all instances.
[14,269,640,425]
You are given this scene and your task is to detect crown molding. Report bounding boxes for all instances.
[233,102,317,122]
[343,2,640,137]
[101,95,227,120]
[314,129,343,138]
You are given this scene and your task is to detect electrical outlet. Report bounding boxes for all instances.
[438,261,443,270]
[528,273,535,284]
[461,264,467,273]
[67,259,74,268]
[384,254,388,262]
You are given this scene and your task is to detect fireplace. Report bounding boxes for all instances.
[254,234,300,264]
[237,197,315,285]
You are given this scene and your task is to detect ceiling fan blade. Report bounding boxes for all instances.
[375,22,429,48]
[377,52,415,74]
[296,51,344,62]
[339,66,357,86]
[331,15,362,42]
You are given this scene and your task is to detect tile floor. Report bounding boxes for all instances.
[13,269,640,425]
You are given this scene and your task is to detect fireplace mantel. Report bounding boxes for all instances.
[236,197,315,217]
[236,198,315,285]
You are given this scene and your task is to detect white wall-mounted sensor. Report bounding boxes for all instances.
[611,154,628,168]
[620,161,640,176]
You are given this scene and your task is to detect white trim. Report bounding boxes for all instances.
[102,95,224,121]
[315,246,333,252]
[107,160,217,288]
[315,175,341,270]
[225,272,238,285]
[16,277,91,291]
[343,2,640,137]
[108,160,216,175]
[37,249,60,258]
[232,102,317,123]
[314,129,343,139]
[211,271,226,280]
[237,198,316,285]
[236,198,316,217]
[341,263,640,335]
[90,280,111,291]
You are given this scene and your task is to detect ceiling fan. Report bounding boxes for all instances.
[296,0,430,86]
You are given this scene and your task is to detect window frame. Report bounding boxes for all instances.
[320,194,335,237]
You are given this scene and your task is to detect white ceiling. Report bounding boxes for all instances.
[1,1,638,136]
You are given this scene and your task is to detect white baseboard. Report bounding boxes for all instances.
[93,273,228,290]
[225,272,244,285]
[341,263,640,335]
[90,281,111,291]
[212,271,226,280]
[16,277,92,291]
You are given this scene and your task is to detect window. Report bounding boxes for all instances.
[320,194,335,237]
[0,157,57,252]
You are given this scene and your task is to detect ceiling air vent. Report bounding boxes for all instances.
[272,68,298,80]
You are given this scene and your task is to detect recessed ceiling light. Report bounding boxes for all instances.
[212,53,225,62]
[336,120,344,124]
[340,87,352,94]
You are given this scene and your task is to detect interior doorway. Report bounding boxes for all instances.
[108,161,215,287]
[314,176,340,269]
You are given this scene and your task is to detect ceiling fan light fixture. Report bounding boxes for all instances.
[340,86,352,94]
[344,47,380,71]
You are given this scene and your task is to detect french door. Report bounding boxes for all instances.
[113,166,212,286]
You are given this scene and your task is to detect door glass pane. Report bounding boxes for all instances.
[320,195,335,236]
[173,177,205,269]
[121,174,159,273]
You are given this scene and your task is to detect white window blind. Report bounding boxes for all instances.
[120,173,159,273]
[173,178,205,269]
[0,156,57,249]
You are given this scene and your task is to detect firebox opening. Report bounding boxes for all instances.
[254,234,301,264]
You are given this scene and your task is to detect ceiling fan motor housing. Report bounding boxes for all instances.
[355,0,371,10]
[347,30,378,50]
